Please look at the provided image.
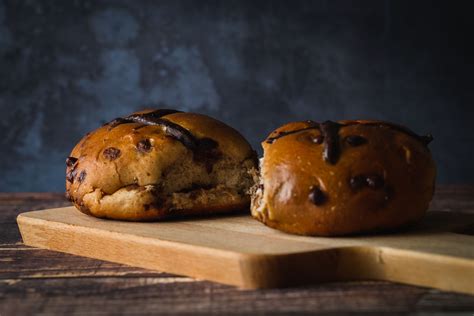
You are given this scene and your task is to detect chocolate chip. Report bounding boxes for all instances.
[66,157,78,167]
[312,135,324,144]
[137,139,152,153]
[78,170,87,183]
[309,187,326,205]
[366,175,384,189]
[350,175,366,190]
[103,147,121,160]
[345,135,367,146]
[66,169,77,183]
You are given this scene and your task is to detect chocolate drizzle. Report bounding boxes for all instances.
[103,109,222,171]
[319,121,342,164]
[107,109,181,128]
[129,116,198,150]
[107,117,130,129]
[265,122,319,144]
[266,120,343,164]
[105,109,199,150]
[265,120,433,166]
[341,121,433,146]
[134,109,182,120]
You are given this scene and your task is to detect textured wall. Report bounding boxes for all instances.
[0,0,473,191]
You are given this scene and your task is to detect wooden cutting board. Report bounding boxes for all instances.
[17,207,474,294]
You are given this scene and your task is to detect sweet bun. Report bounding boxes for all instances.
[66,109,257,221]
[250,120,436,236]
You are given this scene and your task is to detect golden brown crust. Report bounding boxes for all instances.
[66,109,257,220]
[251,120,436,236]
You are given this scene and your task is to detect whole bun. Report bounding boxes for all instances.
[251,120,436,236]
[66,109,257,221]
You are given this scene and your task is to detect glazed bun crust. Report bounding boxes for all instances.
[66,109,257,221]
[251,120,436,236]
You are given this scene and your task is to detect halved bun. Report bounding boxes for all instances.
[66,109,257,221]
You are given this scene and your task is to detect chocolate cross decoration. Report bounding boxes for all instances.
[265,120,433,165]
[106,109,198,150]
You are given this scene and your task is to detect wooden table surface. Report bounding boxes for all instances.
[1,186,474,315]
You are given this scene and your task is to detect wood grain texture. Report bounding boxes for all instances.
[16,207,474,293]
[1,187,474,315]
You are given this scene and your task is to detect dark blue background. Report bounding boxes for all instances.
[1,0,473,191]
